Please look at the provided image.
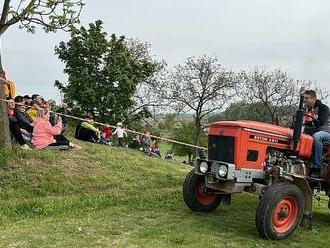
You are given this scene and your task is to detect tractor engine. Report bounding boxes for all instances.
[265,148,308,176]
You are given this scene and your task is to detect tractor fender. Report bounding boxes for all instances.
[291,174,313,230]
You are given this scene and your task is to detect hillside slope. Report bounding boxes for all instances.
[0,142,330,247]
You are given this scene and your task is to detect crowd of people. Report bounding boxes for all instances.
[5,94,163,156]
[2,77,163,155]
[6,94,79,150]
[74,116,162,157]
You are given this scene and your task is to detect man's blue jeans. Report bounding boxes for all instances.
[312,131,330,168]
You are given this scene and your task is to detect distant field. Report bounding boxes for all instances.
[0,142,330,247]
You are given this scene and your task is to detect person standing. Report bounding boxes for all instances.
[113,122,127,147]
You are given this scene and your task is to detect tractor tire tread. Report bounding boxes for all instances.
[256,182,304,240]
[183,169,221,212]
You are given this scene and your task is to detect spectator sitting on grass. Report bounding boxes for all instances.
[32,108,80,150]
[26,100,39,122]
[31,94,43,106]
[57,102,68,129]
[129,134,141,150]
[47,99,57,126]
[151,138,161,157]
[141,131,152,153]
[6,97,31,150]
[100,125,112,145]
[75,113,100,143]
[23,95,31,106]
[14,96,34,143]
[14,96,33,131]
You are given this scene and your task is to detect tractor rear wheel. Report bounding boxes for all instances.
[183,169,221,212]
[256,183,304,240]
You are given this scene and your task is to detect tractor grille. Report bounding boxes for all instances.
[208,135,235,163]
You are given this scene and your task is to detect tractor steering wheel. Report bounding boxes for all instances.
[293,113,319,127]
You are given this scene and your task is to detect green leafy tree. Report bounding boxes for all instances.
[0,0,84,34]
[55,20,160,124]
[0,0,84,148]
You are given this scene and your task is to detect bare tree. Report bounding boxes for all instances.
[157,55,236,147]
[132,82,166,119]
[237,67,329,125]
[125,39,168,120]
[0,0,84,148]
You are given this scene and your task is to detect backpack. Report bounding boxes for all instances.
[4,80,16,98]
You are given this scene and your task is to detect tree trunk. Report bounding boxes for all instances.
[0,45,12,149]
[193,116,202,159]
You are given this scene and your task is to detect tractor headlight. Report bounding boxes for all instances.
[199,161,208,174]
[218,164,228,178]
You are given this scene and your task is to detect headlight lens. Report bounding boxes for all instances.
[218,164,228,177]
[199,161,208,174]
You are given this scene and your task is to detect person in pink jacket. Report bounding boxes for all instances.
[32,108,80,150]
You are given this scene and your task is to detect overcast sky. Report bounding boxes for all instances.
[2,0,330,102]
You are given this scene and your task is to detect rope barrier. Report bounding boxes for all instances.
[0,98,208,150]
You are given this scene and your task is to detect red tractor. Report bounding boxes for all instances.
[182,92,330,240]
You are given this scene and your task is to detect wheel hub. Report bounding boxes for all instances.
[272,198,298,233]
[195,177,218,206]
[278,208,289,219]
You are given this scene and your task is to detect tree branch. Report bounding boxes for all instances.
[0,0,10,25]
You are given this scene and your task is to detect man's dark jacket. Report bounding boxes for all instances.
[14,109,33,133]
[304,100,330,135]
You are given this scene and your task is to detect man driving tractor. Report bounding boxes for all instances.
[303,90,330,177]
[182,88,330,240]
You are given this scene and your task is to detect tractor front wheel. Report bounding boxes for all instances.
[183,169,221,212]
[256,183,304,240]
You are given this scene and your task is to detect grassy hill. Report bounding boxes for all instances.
[0,141,330,247]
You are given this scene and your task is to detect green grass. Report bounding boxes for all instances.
[1,141,330,247]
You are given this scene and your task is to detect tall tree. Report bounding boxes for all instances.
[237,67,329,125]
[55,20,161,125]
[157,55,236,148]
[0,0,84,148]
[127,39,167,122]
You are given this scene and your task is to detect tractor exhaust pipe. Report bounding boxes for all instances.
[292,88,305,149]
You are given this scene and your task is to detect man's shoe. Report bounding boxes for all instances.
[309,168,321,178]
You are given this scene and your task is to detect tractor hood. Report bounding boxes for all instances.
[210,120,313,160]
[211,120,299,138]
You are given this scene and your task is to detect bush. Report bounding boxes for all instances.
[170,120,207,158]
